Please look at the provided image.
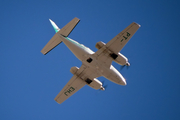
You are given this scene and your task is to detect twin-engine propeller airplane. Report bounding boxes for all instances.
[41,17,140,104]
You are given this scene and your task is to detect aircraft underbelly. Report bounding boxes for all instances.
[102,65,126,85]
[62,37,91,61]
[84,57,126,86]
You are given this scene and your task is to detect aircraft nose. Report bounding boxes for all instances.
[122,80,127,85]
[121,79,127,86]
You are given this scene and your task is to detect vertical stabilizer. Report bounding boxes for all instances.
[49,19,60,33]
[41,17,80,55]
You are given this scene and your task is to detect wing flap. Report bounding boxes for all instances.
[92,47,113,68]
[54,75,86,104]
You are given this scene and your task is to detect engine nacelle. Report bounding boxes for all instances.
[70,66,79,75]
[95,41,106,49]
[86,78,103,90]
[111,53,128,66]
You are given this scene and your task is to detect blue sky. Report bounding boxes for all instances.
[1,0,180,120]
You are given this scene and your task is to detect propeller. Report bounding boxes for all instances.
[120,62,130,70]
[103,84,108,90]
[120,65,126,70]
[100,80,108,91]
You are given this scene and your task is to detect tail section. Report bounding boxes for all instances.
[58,17,80,37]
[41,33,62,55]
[49,19,60,33]
[41,17,80,55]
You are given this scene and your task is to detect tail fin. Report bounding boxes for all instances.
[41,17,80,55]
[49,19,60,33]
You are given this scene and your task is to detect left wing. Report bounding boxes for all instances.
[54,64,101,104]
[54,75,86,104]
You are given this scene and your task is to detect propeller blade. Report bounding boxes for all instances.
[120,62,131,70]
[120,65,125,70]
[104,84,108,89]
[100,80,108,91]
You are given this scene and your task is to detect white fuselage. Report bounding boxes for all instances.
[61,35,126,85]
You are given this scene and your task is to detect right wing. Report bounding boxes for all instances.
[106,22,140,53]
[93,22,140,67]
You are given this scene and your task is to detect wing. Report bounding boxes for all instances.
[106,22,140,53]
[54,75,86,104]
[93,22,140,67]
[54,64,101,104]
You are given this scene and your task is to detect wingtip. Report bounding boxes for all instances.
[137,23,141,27]
[135,22,141,27]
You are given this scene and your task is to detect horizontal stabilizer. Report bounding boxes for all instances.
[58,17,80,37]
[41,17,80,55]
[41,33,62,55]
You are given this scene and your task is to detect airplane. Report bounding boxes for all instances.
[41,17,140,104]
